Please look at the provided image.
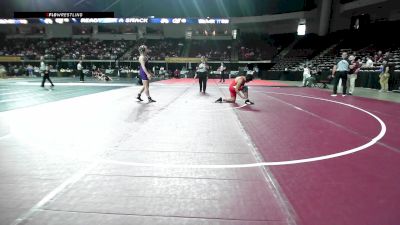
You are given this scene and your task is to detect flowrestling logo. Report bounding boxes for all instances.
[47,13,83,18]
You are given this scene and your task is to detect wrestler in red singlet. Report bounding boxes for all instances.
[215,74,254,104]
[229,78,245,98]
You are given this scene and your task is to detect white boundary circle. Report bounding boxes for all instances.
[98,91,386,168]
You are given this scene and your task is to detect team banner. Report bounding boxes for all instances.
[165,57,204,63]
[0,56,21,62]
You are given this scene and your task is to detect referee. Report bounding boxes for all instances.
[331,52,349,96]
[219,62,226,83]
[77,60,84,82]
[41,63,54,87]
[194,56,209,93]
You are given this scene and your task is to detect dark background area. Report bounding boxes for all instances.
[0,0,316,18]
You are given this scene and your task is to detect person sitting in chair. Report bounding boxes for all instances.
[304,67,318,87]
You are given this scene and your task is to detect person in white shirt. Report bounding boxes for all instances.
[0,65,6,78]
[365,56,374,68]
[194,56,209,93]
[218,62,226,83]
[40,57,46,77]
[302,65,311,87]
[77,60,84,82]
[91,64,96,75]
[253,65,259,78]
[27,64,34,77]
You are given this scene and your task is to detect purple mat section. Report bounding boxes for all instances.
[236,87,400,225]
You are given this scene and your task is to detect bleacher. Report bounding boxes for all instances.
[188,40,232,61]
[0,38,134,60]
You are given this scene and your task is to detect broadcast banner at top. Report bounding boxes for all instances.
[80,18,229,24]
[0,17,229,25]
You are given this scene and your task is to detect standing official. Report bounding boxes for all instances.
[77,60,84,82]
[194,56,209,93]
[331,52,350,96]
[218,62,226,83]
[41,63,54,87]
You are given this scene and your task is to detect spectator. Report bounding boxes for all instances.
[27,64,34,77]
[347,56,361,95]
[302,65,311,87]
[174,69,180,78]
[0,64,6,78]
[374,50,383,63]
[365,56,374,68]
[379,61,390,92]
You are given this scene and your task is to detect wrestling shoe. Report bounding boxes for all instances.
[245,99,254,105]
[148,97,156,103]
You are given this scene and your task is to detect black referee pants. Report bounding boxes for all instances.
[198,72,207,93]
[333,71,348,94]
[41,73,54,87]
[79,70,84,81]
